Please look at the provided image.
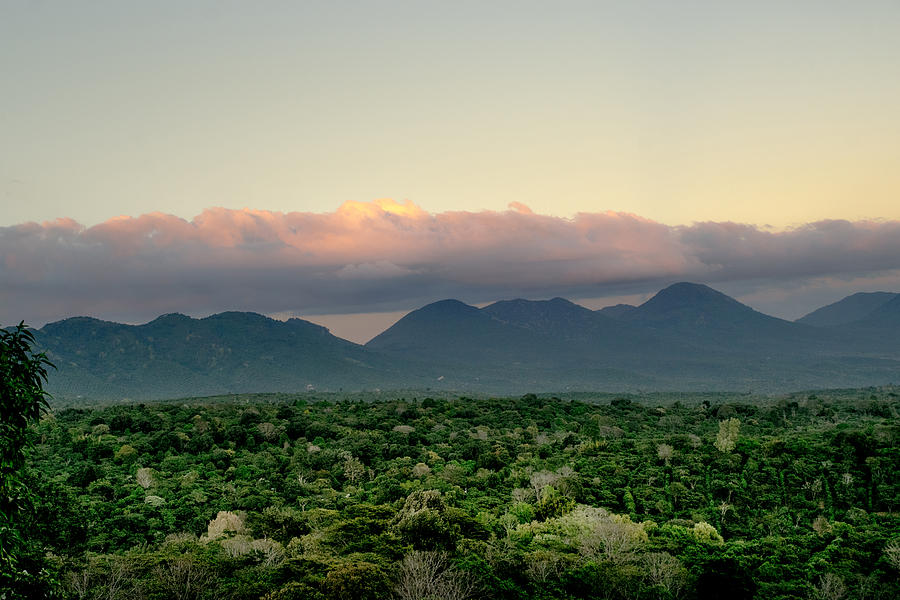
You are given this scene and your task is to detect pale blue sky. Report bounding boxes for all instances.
[3,1,900,227]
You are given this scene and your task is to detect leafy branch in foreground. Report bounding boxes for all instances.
[1,323,55,596]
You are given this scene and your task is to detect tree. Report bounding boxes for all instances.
[394,551,478,600]
[205,510,247,540]
[395,490,460,551]
[691,521,724,544]
[154,556,214,600]
[65,556,136,600]
[885,539,900,572]
[530,470,560,501]
[657,443,675,464]
[643,552,686,598]
[1,323,54,594]
[324,561,390,600]
[568,508,648,565]
[813,573,846,600]
[340,451,366,484]
[524,550,565,585]
[715,418,740,453]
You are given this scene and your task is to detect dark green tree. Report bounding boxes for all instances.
[1,323,54,596]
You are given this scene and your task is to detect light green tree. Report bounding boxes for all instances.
[657,443,674,464]
[715,418,741,453]
[885,539,900,571]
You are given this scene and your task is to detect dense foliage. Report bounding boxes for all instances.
[1,323,54,596]
[19,389,900,599]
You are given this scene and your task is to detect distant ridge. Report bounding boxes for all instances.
[25,283,900,400]
[619,282,813,351]
[848,294,900,329]
[596,304,636,319]
[365,283,900,392]
[366,299,557,365]
[623,282,761,327]
[797,292,898,327]
[481,297,627,341]
[36,311,420,400]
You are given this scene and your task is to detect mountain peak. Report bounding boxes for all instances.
[147,312,192,325]
[40,315,120,336]
[650,282,738,304]
[366,299,490,352]
[635,282,747,314]
[415,299,480,316]
[624,282,766,331]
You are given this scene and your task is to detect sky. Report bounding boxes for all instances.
[2,2,900,343]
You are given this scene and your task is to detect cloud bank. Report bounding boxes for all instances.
[3,199,900,327]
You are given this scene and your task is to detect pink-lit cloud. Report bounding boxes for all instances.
[2,200,900,328]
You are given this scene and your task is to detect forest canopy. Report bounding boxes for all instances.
[12,389,900,599]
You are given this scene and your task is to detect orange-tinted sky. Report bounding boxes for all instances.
[3,202,900,342]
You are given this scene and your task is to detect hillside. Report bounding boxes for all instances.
[596,303,636,318]
[367,283,900,393]
[796,292,898,327]
[24,283,900,400]
[35,312,423,400]
[851,293,900,328]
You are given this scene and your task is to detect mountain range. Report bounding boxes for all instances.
[26,282,900,400]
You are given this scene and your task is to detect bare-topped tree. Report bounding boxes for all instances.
[643,552,686,598]
[885,539,900,571]
[394,550,478,600]
[813,573,846,600]
[154,556,214,600]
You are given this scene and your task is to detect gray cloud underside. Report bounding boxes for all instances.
[3,202,900,326]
